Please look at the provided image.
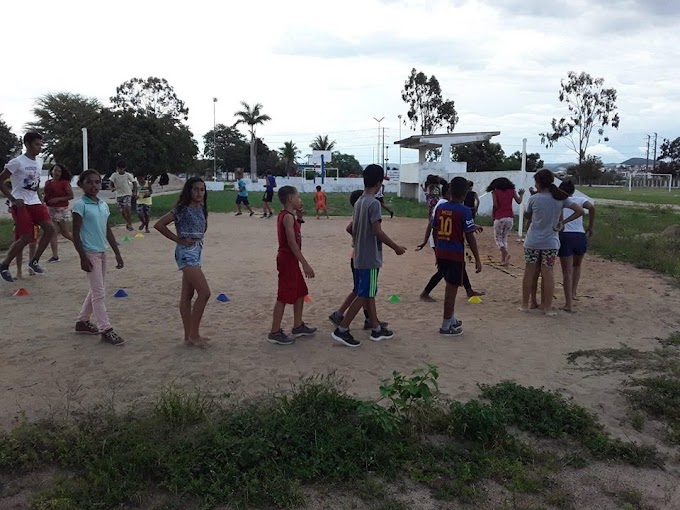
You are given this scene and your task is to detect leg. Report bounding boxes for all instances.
[530,265,541,309]
[364,297,379,329]
[50,225,59,259]
[33,221,55,263]
[292,296,304,328]
[421,270,444,300]
[183,266,211,342]
[541,266,556,315]
[15,243,25,278]
[443,282,459,321]
[270,301,286,334]
[560,256,574,311]
[339,296,366,328]
[137,207,145,228]
[2,235,31,268]
[143,211,150,232]
[59,221,74,242]
[236,203,242,214]
[337,292,357,315]
[572,254,585,299]
[521,262,540,311]
[179,271,195,342]
[80,252,112,332]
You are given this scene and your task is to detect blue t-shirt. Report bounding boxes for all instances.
[172,205,206,240]
[432,201,475,262]
[72,196,110,253]
[265,175,276,192]
[237,178,248,197]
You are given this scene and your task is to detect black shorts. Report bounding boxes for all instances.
[236,195,249,205]
[263,191,274,203]
[436,259,465,286]
[558,232,588,257]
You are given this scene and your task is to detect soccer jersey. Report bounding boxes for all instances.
[237,178,248,197]
[277,209,301,255]
[432,201,475,262]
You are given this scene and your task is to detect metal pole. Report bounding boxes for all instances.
[81,128,88,172]
[652,132,658,172]
[645,134,650,172]
[373,117,384,165]
[397,115,402,166]
[382,127,385,169]
[518,138,527,238]
[213,98,218,180]
[628,171,632,192]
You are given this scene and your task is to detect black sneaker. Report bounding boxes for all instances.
[331,328,361,348]
[328,311,344,326]
[291,323,317,338]
[297,218,305,224]
[363,319,388,330]
[235,212,243,216]
[370,326,394,342]
[268,329,294,345]
[28,260,44,275]
[440,325,463,337]
[249,211,254,217]
[47,256,60,263]
[101,329,126,346]
[0,265,14,283]
[75,321,100,335]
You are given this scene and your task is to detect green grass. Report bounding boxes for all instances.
[0,368,662,510]
[577,186,680,206]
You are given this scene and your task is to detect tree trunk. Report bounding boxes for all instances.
[250,134,257,182]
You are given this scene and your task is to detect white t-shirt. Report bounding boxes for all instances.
[429,198,448,248]
[109,172,135,197]
[5,154,44,205]
[562,196,592,233]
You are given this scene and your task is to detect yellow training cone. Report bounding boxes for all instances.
[468,296,483,304]
[135,233,144,238]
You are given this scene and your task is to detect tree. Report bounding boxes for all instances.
[330,151,362,177]
[451,142,505,172]
[657,137,680,176]
[110,77,189,123]
[401,68,458,135]
[203,124,249,174]
[540,71,620,165]
[310,134,336,151]
[279,141,300,175]
[255,139,282,176]
[502,151,544,171]
[0,116,21,166]
[234,101,271,180]
[27,92,103,172]
[567,155,604,184]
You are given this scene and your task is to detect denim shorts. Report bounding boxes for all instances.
[175,241,203,269]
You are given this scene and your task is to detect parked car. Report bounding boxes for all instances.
[101,174,112,190]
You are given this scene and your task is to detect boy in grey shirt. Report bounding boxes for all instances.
[331,165,406,347]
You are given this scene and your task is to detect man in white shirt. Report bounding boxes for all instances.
[109,159,137,231]
[0,132,56,283]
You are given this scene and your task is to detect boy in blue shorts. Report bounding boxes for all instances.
[331,165,406,348]
[432,177,482,336]
[235,170,254,216]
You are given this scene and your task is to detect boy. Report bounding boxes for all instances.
[261,170,276,218]
[136,174,153,232]
[108,160,137,231]
[375,178,395,218]
[268,185,317,345]
[432,177,482,336]
[331,165,406,348]
[314,185,329,219]
[235,170,254,216]
[0,132,55,283]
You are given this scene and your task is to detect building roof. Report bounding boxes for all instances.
[394,131,501,150]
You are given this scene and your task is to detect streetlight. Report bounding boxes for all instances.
[213,97,218,181]
[373,116,384,165]
[397,114,402,166]
[384,145,390,170]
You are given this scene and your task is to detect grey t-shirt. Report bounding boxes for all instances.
[352,194,383,269]
[524,193,574,250]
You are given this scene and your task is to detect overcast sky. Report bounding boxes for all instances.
[2,0,678,165]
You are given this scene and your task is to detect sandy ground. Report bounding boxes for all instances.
[1,211,680,508]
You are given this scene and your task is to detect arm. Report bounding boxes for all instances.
[346,221,353,235]
[583,201,595,236]
[154,211,193,246]
[561,202,584,228]
[0,168,22,207]
[491,190,498,216]
[474,194,480,210]
[283,214,314,277]
[416,218,433,251]
[146,183,153,198]
[373,221,406,255]
[514,189,525,204]
[71,213,92,272]
[465,231,482,273]
[106,223,124,269]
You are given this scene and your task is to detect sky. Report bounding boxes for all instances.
[1,0,679,166]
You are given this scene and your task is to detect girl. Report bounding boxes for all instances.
[557,180,595,312]
[43,163,74,262]
[136,174,153,232]
[487,177,524,266]
[463,180,479,219]
[72,170,125,346]
[521,169,582,316]
[154,177,211,347]
[420,174,441,216]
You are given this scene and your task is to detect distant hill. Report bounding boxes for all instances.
[619,157,649,167]
[543,162,575,170]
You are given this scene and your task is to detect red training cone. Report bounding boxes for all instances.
[13,288,31,296]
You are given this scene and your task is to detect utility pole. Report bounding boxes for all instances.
[382,127,385,169]
[373,117,384,165]
[645,134,651,172]
[213,97,218,180]
[385,144,390,170]
[397,114,402,167]
[652,132,658,172]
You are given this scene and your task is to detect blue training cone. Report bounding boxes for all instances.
[113,289,128,298]
[216,293,230,302]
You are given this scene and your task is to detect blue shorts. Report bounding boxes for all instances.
[353,267,379,298]
[558,232,588,257]
[175,241,203,269]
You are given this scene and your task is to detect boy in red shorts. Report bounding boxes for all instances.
[0,132,55,283]
[268,185,318,345]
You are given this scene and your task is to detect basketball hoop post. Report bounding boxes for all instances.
[321,154,325,185]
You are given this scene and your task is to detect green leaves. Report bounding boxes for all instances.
[401,68,458,135]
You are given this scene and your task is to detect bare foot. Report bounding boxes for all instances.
[185,337,209,347]
[518,307,530,313]
[502,255,511,267]
[560,307,576,313]
[420,293,437,302]
[572,295,581,301]
[530,302,541,310]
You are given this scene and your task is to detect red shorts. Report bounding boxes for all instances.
[11,204,50,239]
[276,253,308,305]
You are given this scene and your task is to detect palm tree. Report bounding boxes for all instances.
[310,134,337,151]
[279,140,300,176]
[234,101,271,180]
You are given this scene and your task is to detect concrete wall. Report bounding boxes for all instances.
[212,177,400,194]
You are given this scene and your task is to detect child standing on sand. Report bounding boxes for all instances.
[487,177,524,267]
[155,177,211,346]
[72,170,126,346]
[314,185,329,219]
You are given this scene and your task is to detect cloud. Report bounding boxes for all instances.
[586,143,624,162]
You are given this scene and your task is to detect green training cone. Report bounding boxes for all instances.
[388,294,401,303]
